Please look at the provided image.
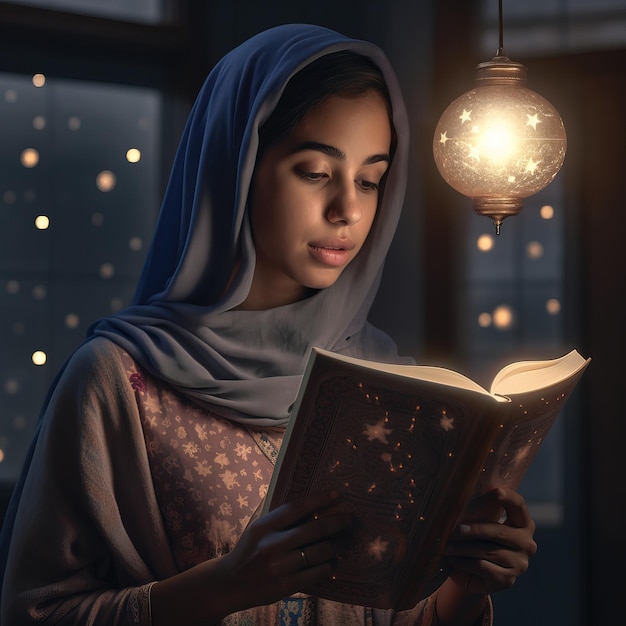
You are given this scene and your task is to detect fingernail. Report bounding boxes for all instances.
[459,523,471,534]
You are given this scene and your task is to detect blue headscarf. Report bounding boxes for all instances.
[88,23,411,424]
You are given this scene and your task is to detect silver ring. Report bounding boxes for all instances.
[300,550,309,569]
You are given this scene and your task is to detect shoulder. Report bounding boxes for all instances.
[52,337,136,407]
[67,336,128,371]
[37,339,150,451]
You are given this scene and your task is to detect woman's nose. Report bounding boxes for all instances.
[326,183,362,225]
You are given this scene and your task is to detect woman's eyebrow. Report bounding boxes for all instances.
[290,141,389,165]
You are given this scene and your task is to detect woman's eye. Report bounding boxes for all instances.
[297,169,326,182]
[358,179,380,192]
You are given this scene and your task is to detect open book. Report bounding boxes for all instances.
[262,347,590,610]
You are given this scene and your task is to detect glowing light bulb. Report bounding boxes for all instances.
[433,57,566,234]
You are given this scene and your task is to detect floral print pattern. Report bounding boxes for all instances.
[120,354,279,571]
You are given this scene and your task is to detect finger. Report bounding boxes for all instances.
[448,521,536,556]
[445,538,528,570]
[461,488,505,523]
[449,543,529,582]
[493,488,535,531]
[290,540,338,573]
[298,548,311,570]
[263,489,342,529]
[271,548,315,574]
[291,561,336,590]
[445,543,528,579]
[446,559,518,595]
[266,546,337,596]
[452,488,535,542]
[267,539,337,578]
[241,559,335,609]
[277,508,356,554]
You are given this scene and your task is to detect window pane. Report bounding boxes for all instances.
[0,74,161,480]
[3,0,165,24]
[481,0,626,55]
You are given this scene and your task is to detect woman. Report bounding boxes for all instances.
[0,24,536,625]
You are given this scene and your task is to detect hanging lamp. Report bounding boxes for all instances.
[432,0,567,234]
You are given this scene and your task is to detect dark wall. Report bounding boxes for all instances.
[568,49,626,625]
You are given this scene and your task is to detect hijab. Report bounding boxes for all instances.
[88,23,411,425]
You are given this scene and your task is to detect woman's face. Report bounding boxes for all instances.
[242,91,392,310]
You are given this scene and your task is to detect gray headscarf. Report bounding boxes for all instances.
[89,24,411,425]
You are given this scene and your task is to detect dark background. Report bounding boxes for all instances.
[0,1,623,624]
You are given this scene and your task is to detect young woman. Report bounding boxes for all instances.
[0,24,536,625]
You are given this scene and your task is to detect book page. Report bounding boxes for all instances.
[490,349,589,396]
[315,348,494,397]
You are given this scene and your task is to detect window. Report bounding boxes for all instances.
[0,73,161,480]
[0,1,195,489]
[481,0,626,56]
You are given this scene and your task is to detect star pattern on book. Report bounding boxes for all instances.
[366,535,390,561]
[363,419,393,444]
[439,411,455,432]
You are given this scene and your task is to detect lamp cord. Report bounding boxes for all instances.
[497,0,504,56]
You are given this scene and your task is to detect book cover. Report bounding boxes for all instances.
[263,347,590,609]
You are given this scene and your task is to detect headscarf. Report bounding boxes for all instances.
[88,23,411,425]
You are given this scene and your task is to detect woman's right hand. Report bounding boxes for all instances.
[217,489,355,612]
[151,489,356,625]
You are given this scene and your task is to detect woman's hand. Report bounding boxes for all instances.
[217,489,355,611]
[151,489,355,625]
[433,487,537,626]
[444,487,537,595]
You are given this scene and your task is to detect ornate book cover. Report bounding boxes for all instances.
[263,347,590,609]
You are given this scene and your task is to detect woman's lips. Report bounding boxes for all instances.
[308,241,354,267]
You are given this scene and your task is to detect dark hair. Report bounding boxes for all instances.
[258,50,396,157]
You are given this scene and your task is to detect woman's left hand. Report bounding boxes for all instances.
[443,487,538,595]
